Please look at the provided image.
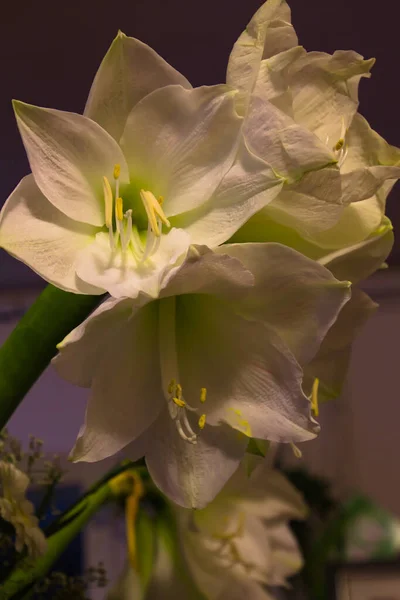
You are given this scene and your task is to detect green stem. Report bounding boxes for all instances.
[0,285,102,430]
[0,474,119,599]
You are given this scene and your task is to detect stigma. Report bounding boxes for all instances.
[102,164,171,261]
[167,380,207,444]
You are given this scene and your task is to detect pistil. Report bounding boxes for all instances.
[158,297,208,444]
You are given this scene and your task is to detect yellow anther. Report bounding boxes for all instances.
[103,176,113,228]
[173,397,186,408]
[311,378,320,417]
[198,414,206,430]
[176,383,183,400]
[158,196,164,205]
[140,190,171,237]
[113,163,121,180]
[168,379,176,395]
[116,197,124,222]
[334,138,344,151]
[200,387,207,403]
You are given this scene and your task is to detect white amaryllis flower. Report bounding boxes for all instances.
[53,244,350,508]
[227,0,400,241]
[109,461,307,600]
[177,461,306,600]
[0,33,284,299]
[0,461,47,558]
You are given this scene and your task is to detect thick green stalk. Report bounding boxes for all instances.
[0,284,102,429]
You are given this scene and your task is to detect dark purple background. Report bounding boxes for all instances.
[1,0,399,287]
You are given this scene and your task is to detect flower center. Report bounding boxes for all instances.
[102,164,171,261]
[158,297,208,445]
[209,512,255,574]
[326,119,348,169]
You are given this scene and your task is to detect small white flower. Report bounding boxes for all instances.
[0,461,47,558]
[178,461,307,599]
[107,462,307,600]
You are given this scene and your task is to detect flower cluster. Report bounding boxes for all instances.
[0,430,63,561]
[0,0,398,596]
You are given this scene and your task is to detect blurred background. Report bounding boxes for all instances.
[0,0,400,596]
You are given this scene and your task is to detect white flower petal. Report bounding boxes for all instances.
[340,165,400,206]
[53,296,138,387]
[85,31,191,142]
[266,166,344,236]
[307,195,384,249]
[225,461,307,521]
[288,50,374,143]
[0,462,29,497]
[254,46,306,117]
[0,175,101,294]
[120,85,242,216]
[304,289,378,401]
[13,102,129,226]
[229,206,322,259]
[162,245,254,299]
[146,412,247,509]
[319,221,394,283]
[76,228,191,299]
[266,522,303,585]
[64,301,163,462]
[175,293,318,443]
[170,139,284,246]
[227,0,297,115]
[24,525,48,560]
[244,95,336,182]
[218,243,351,365]
[343,113,400,175]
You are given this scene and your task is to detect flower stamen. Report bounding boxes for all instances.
[102,171,169,262]
[167,380,207,444]
[140,190,171,237]
[333,119,348,168]
[103,176,115,250]
[113,163,121,198]
[290,442,302,459]
[310,377,320,417]
[326,119,348,169]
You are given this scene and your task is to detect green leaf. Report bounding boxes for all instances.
[0,284,102,430]
[247,437,270,457]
